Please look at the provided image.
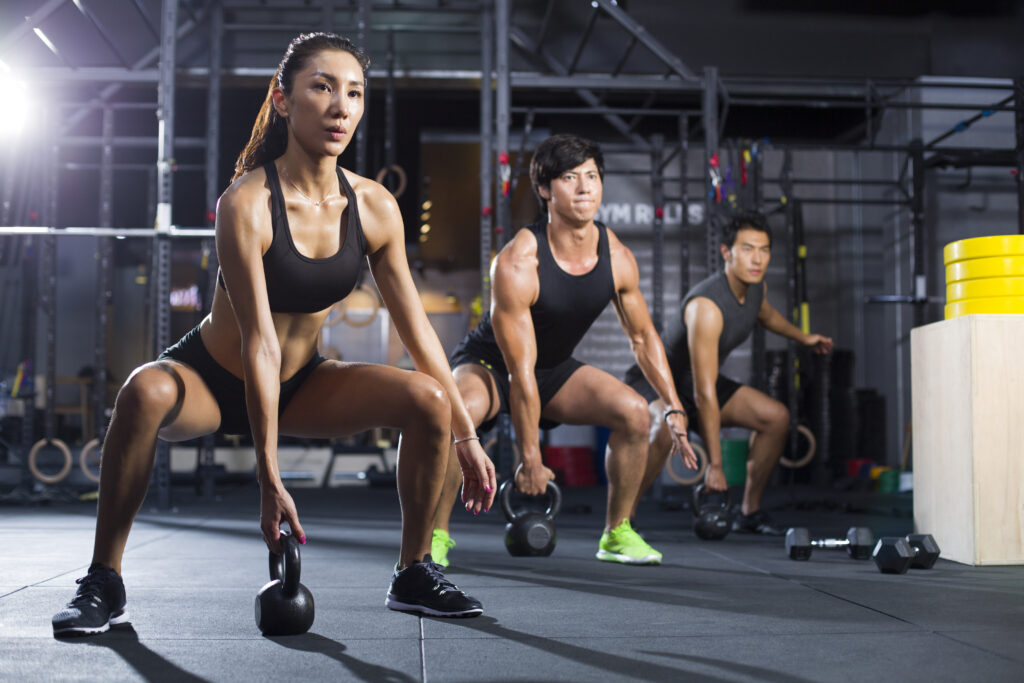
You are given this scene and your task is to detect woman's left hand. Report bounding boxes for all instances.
[454,438,497,515]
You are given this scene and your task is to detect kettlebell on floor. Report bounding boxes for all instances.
[256,530,315,635]
[692,483,733,541]
[499,476,562,556]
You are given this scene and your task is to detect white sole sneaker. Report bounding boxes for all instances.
[595,549,661,565]
[384,595,482,618]
[53,610,130,636]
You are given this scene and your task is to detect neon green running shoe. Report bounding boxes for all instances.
[596,519,662,565]
[431,528,456,568]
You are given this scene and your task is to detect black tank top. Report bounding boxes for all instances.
[217,162,366,314]
[465,220,615,369]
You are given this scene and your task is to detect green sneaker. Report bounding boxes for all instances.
[596,519,662,565]
[431,528,456,568]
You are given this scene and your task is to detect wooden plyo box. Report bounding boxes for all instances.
[911,315,1024,565]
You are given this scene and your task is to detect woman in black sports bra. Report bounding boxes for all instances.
[52,33,496,635]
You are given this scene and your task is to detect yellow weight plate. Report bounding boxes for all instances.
[945,256,1024,284]
[947,277,1024,303]
[945,297,1024,319]
[944,235,1024,265]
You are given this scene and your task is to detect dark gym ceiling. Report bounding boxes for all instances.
[3,1,1022,142]
[1,1,1021,229]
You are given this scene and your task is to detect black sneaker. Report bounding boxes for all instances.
[732,510,786,536]
[52,563,129,636]
[385,554,483,618]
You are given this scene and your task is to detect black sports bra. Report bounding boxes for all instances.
[218,162,367,313]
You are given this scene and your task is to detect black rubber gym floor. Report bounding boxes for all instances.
[4,482,1023,682]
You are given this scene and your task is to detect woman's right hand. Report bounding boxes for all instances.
[260,478,306,554]
[515,462,556,497]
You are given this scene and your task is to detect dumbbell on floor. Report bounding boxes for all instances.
[872,534,941,574]
[785,527,874,561]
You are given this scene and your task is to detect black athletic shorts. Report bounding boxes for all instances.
[157,325,326,436]
[623,364,743,422]
[449,336,583,434]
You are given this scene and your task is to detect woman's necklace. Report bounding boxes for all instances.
[281,167,339,209]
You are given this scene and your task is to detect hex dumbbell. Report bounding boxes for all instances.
[785,527,875,561]
[872,534,941,574]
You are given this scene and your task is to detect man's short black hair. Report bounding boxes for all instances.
[529,134,605,208]
[722,210,772,247]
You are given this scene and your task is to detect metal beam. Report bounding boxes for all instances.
[650,133,665,332]
[508,27,649,149]
[0,0,68,56]
[205,2,223,225]
[678,114,690,299]
[153,0,178,512]
[355,0,372,176]
[479,0,494,310]
[566,5,599,76]
[72,0,132,67]
[703,66,720,274]
[593,0,699,82]
[64,4,206,133]
[495,0,511,249]
[509,72,697,93]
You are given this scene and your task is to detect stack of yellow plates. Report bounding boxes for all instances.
[944,235,1024,319]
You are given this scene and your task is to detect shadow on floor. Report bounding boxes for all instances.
[56,624,210,683]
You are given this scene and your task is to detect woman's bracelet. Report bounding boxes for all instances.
[663,408,687,423]
[453,435,480,445]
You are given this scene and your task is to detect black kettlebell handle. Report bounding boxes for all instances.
[692,482,731,515]
[499,476,562,522]
[269,530,301,597]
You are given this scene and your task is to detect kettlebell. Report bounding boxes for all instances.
[255,530,315,635]
[499,477,562,556]
[692,483,732,541]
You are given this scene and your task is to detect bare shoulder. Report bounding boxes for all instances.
[341,169,401,251]
[343,169,400,221]
[685,296,724,331]
[495,227,540,273]
[216,167,271,233]
[604,226,638,272]
[493,228,540,305]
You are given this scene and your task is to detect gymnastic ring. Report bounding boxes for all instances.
[79,438,102,483]
[324,301,347,328]
[664,441,708,486]
[341,284,381,328]
[28,438,73,484]
[375,164,407,199]
[749,424,817,469]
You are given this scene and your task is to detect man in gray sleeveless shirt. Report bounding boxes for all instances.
[429,134,698,568]
[624,211,833,535]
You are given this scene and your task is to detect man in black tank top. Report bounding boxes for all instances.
[431,134,698,568]
[624,212,833,535]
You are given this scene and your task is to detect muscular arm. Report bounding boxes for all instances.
[685,297,726,480]
[215,177,282,487]
[608,232,684,411]
[489,231,551,493]
[217,174,305,551]
[607,232,694,463]
[362,180,496,511]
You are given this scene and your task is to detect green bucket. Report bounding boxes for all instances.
[878,468,900,493]
[721,438,749,486]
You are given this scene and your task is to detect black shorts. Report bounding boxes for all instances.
[623,364,743,424]
[158,325,326,436]
[449,337,584,433]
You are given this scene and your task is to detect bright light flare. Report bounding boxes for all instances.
[0,71,30,137]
